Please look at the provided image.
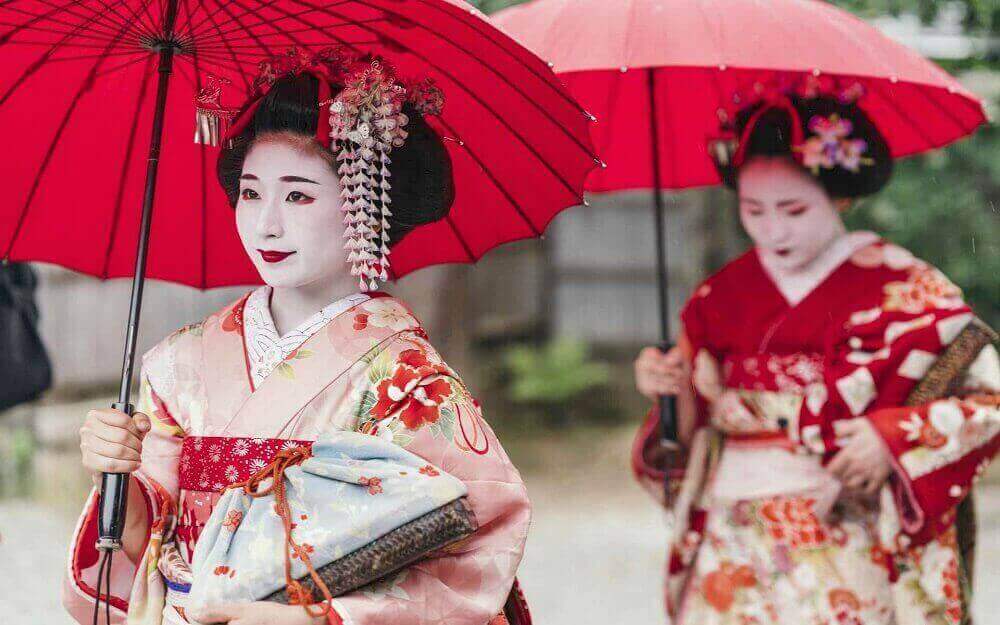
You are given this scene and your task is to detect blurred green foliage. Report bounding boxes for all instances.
[502,339,610,404]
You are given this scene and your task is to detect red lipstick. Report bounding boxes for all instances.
[258,249,296,263]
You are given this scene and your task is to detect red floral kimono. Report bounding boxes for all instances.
[64,292,532,625]
[633,234,999,625]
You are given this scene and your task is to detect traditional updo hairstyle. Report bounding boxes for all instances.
[714,95,894,199]
[216,72,455,247]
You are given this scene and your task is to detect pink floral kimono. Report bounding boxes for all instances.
[633,234,1000,625]
[64,290,532,625]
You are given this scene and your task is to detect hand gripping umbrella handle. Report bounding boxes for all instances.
[96,402,133,551]
[657,342,680,449]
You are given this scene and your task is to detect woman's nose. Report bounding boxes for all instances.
[767,213,791,241]
[256,200,284,238]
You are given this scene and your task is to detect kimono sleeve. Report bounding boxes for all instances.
[330,334,531,625]
[62,359,187,623]
[794,253,1000,547]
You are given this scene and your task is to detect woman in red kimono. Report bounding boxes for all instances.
[65,51,531,625]
[632,85,999,625]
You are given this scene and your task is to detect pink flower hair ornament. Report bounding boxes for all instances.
[710,75,874,178]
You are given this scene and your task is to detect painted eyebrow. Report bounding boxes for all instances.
[777,198,806,207]
[238,174,321,185]
[739,197,764,206]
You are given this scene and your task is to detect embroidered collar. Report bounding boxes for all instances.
[242,286,370,387]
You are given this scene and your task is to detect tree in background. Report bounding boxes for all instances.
[474,0,998,327]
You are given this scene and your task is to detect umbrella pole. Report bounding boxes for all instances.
[647,69,679,501]
[96,0,179,555]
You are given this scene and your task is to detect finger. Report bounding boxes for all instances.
[82,453,141,474]
[833,419,860,436]
[826,451,850,478]
[133,412,152,436]
[81,437,141,462]
[194,605,241,623]
[84,421,144,453]
[845,472,867,490]
[862,477,882,496]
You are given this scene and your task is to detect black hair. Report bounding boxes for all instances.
[716,95,893,199]
[217,73,455,246]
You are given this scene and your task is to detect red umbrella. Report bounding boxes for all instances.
[494,0,987,467]
[0,0,597,593]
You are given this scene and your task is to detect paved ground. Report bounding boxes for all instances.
[1,423,997,624]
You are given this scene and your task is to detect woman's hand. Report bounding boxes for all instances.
[80,408,151,482]
[828,418,893,495]
[194,602,329,625]
[634,346,689,402]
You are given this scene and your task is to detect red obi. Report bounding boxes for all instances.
[174,436,311,559]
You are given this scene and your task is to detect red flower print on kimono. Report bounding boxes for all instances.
[353,312,369,331]
[221,303,244,334]
[700,561,756,613]
[757,497,828,548]
[370,355,454,430]
[222,510,243,532]
[359,476,383,495]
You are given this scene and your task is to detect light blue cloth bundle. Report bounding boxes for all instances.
[186,430,469,613]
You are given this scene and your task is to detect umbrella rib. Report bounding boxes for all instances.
[100,55,156,279]
[0,3,133,43]
[917,85,981,138]
[351,0,594,159]
[94,50,157,76]
[410,0,589,116]
[193,0,258,89]
[210,0,280,60]
[184,0,354,42]
[285,0,585,197]
[444,215,475,263]
[173,34,211,289]
[48,0,146,40]
[0,20,133,45]
[436,116,540,238]
[67,0,157,41]
[0,0,139,106]
[866,79,936,153]
[0,0,131,44]
[41,48,148,63]
[4,14,139,260]
[190,17,388,49]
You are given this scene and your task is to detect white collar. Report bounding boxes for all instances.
[757,231,879,307]
[242,286,370,387]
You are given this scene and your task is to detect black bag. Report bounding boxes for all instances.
[0,263,52,412]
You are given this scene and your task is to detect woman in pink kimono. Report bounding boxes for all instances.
[64,52,531,625]
[632,85,999,625]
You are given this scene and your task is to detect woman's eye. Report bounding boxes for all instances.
[741,206,764,217]
[786,205,808,217]
[286,191,313,203]
[240,188,259,201]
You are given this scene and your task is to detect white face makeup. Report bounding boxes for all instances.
[737,156,847,272]
[236,136,347,289]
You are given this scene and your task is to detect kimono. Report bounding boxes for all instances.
[64,289,532,625]
[632,233,1000,625]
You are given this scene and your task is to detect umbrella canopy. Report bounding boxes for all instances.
[493,0,987,193]
[0,0,598,288]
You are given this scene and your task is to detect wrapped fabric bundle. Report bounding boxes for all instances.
[186,430,476,616]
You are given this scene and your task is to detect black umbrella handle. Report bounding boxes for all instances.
[96,1,179,554]
[657,342,680,448]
